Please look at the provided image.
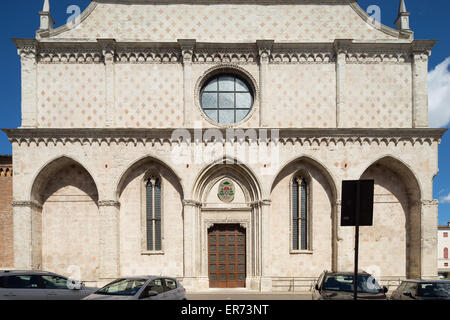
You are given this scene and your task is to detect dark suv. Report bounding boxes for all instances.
[390,280,450,300]
[312,271,388,300]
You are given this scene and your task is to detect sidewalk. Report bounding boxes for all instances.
[186,289,313,300]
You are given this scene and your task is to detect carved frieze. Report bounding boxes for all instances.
[4,129,445,148]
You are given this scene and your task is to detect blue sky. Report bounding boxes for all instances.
[0,0,449,224]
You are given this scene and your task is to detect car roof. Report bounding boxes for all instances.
[0,270,60,276]
[325,271,371,276]
[400,279,450,284]
[114,275,179,281]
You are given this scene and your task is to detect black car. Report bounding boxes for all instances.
[312,271,388,300]
[390,280,450,300]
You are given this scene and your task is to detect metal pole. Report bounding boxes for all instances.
[354,183,360,301]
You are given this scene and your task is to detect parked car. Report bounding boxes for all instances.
[390,280,450,300]
[312,271,388,300]
[83,276,187,300]
[0,270,97,300]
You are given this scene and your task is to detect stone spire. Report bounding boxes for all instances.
[39,0,54,31]
[395,0,411,31]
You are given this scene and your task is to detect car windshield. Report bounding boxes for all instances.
[417,283,450,298]
[322,274,383,294]
[95,279,147,296]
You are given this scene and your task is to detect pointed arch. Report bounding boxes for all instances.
[30,155,99,205]
[115,155,185,202]
[192,156,262,203]
[358,155,422,201]
[270,155,337,201]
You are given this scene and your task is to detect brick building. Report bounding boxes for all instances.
[438,222,450,278]
[0,155,13,268]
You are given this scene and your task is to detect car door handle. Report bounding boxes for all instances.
[48,293,57,296]
[4,293,16,297]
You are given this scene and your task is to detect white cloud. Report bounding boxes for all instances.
[428,57,450,128]
[441,193,450,204]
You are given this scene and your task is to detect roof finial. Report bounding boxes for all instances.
[39,0,54,31]
[42,0,50,12]
[395,0,411,31]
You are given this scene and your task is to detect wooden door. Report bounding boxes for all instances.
[208,224,246,288]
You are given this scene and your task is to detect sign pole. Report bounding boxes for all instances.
[354,182,360,301]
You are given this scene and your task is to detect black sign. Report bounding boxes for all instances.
[341,180,374,227]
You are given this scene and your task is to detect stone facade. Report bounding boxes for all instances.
[0,156,13,268]
[4,0,446,291]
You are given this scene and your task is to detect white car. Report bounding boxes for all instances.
[0,270,97,300]
[83,276,187,300]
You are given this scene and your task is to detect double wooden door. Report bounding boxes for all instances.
[208,224,246,288]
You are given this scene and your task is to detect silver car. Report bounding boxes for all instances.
[83,276,187,300]
[0,270,97,300]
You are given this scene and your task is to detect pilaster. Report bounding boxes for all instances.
[98,39,116,127]
[256,40,274,128]
[14,39,38,128]
[98,200,120,280]
[12,200,43,270]
[411,42,433,128]
[334,40,352,128]
[178,39,196,127]
[420,199,439,279]
[182,199,201,290]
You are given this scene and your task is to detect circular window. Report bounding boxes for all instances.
[200,74,254,125]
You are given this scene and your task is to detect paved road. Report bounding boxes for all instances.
[187,291,312,300]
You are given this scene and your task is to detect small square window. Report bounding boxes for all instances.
[445,263,448,267]
[444,232,448,238]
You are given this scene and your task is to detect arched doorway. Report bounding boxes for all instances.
[192,158,263,290]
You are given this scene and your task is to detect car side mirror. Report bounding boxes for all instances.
[383,286,388,293]
[315,284,319,291]
[70,280,82,290]
[403,291,412,297]
[141,289,159,299]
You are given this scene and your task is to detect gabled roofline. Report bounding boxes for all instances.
[36,0,413,41]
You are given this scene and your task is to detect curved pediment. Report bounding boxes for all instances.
[39,0,411,42]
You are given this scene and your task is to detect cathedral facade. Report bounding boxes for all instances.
[4,0,446,291]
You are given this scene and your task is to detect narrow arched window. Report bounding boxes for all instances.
[445,248,449,259]
[146,177,162,251]
[292,176,308,251]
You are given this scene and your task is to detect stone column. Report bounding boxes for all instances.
[98,39,116,127]
[98,200,120,282]
[259,199,272,292]
[256,40,274,128]
[420,199,439,279]
[182,199,201,290]
[14,40,38,128]
[12,201,42,270]
[178,39,196,127]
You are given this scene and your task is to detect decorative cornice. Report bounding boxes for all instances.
[13,39,436,65]
[250,199,272,208]
[183,199,202,207]
[98,200,121,208]
[193,48,257,64]
[413,199,439,207]
[3,128,446,148]
[12,200,43,209]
